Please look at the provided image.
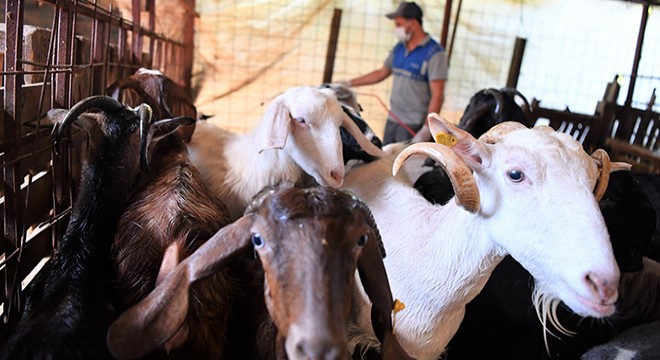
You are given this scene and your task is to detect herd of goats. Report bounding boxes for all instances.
[1,68,659,360]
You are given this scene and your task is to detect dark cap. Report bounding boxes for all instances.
[386,2,423,21]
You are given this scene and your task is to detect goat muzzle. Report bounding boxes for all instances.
[393,142,480,213]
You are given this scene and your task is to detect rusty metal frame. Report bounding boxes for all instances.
[0,0,195,333]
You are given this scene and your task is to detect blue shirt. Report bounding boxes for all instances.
[385,35,448,125]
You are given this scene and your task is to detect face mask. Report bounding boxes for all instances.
[394,26,411,43]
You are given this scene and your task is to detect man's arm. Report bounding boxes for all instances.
[412,79,445,142]
[348,66,392,87]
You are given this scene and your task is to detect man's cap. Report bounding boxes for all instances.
[386,2,423,21]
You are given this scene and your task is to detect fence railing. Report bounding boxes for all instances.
[0,0,194,338]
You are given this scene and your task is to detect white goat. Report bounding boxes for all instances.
[343,114,620,360]
[188,86,383,219]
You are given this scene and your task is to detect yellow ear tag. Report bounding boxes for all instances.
[434,132,457,147]
[392,299,406,332]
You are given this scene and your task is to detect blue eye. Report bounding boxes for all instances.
[357,234,368,247]
[251,233,265,248]
[508,169,524,182]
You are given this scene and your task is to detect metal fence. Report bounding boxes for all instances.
[0,0,193,337]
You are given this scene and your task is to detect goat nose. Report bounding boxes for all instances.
[295,339,343,360]
[329,170,343,187]
[585,273,618,303]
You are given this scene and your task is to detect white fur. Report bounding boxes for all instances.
[188,86,349,220]
[343,126,619,360]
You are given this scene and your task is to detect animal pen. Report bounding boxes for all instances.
[0,0,659,350]
[0,0,194,337]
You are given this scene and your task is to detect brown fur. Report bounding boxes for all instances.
[112,134,232,359]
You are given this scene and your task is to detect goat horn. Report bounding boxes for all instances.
[591,149,611,202]
[478,121,528,144]
[393,142,480,213]
[137,103,154,173]
[501,87,531,113]
[483,88,505,116]
[53,96,125,155]
[341,114,385,158]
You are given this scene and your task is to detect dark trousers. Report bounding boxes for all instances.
[383,120,423,145]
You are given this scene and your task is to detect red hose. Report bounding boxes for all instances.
[356,92,417,137]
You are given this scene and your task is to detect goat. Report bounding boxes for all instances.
[0,96,193,359]
[187,86,384,219]
[342,114,620,360]
[106,67,197,142]
[457,87,533,137]
[107,186,411,360]
[319,83,383,165]
[110,127,233,358]
[445,169,659,359]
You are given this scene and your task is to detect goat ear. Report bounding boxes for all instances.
[150,116,197,141]
[106,215,254,360]
[356,221,413,359]
[258,96,290,153]
[427,113,490,169]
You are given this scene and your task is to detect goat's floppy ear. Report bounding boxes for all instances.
[107,215,254,360]
[427,113,490,170]
[259,96,290,153]
[355,206,414,360]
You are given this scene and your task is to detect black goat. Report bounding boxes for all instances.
[0,96,193,359]
[444,170,659,359]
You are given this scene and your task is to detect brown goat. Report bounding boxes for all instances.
[111,132,232,359]
[107,186,412,360]
[106,68,197,142]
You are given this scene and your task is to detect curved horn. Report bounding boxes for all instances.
[137,104,154,173]
[483,88,505,116]
[591,149,611,202]
[393,142,480,213]
[478,121,528,144]
[341,114,385,158]
[53,96,125,155]
[501,87,531,113]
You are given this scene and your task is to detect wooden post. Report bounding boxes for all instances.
[625,3,650,107]
[447,0,463,66]
[440,0,453,48]
[506,37,526,88]
[322,8,343,84]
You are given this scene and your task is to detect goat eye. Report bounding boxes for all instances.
[508,169,524,182]
[251,233,265,248]
[357,234,368,247]
[294,117,306,124]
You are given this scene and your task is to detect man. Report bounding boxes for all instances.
[344,2,448,144]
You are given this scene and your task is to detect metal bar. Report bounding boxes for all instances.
[3,0,26,325]
[506,37,527,88]
[92,10,107,93]
[132,0,143,65]
[625,3,650,107]
[322,8,342,84]
[447,0,463,66]
[147,0,156,68]
[182,0,196,90]
[440,0,453,48]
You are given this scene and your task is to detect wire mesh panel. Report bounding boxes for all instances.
[0,0,192,337]
[193,0,658,138]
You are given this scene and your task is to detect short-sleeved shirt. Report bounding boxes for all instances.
[385,35,448,126]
